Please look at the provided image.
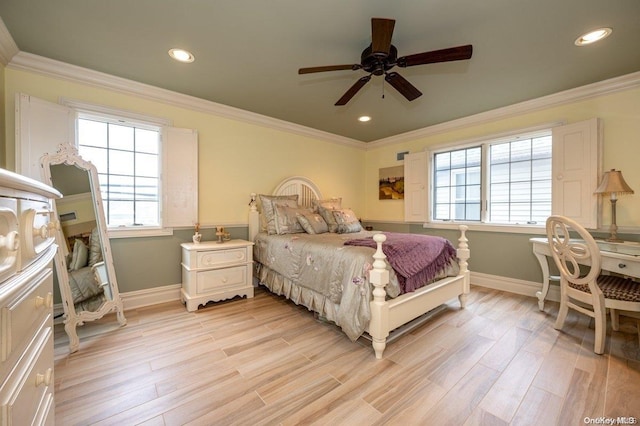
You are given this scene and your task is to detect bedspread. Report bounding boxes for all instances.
[344,232,457,293]
[69,266,105,312]
[254,231,458,340]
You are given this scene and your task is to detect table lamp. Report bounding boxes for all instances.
[594,169,634,242]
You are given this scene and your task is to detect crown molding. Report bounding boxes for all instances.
[0,17,19,65]
[367,71,640,149]
[7,51,367,150]
[6,45,639,151]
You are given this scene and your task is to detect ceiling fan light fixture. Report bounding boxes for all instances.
[358,116,371,122]
[168,48,195,63]
[574,28,612,46]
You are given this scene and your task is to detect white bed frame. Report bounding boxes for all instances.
[248,176,470,359]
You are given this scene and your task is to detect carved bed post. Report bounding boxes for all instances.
[456,225,470,308]
[368,233,390,359]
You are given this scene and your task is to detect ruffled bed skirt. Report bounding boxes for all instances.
[255,263,342,326]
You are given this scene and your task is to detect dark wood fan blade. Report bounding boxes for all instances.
[335,76,372,106]
[397,45,473,67]
[298,64,360,74]
[371,18,395,56]
[384,72,422,101]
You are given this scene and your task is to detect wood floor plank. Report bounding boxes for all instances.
[477,348,545,422]
[52,286,640,425]
[510,385,563,425]
[423,363,501,425]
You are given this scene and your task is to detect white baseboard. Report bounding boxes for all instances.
[53,283,183,322]
[120,283,182,310]
[471,271,560,303]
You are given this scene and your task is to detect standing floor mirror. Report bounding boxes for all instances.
[41,143,126,353]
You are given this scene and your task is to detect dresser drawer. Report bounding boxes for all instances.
[1,269,53,362]
[196,265,250,294]
[196,247,249,269]
[0,327,53,426]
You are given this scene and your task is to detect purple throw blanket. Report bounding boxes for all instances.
[344,232,457,293]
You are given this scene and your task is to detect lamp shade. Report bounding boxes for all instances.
[594,169,635,195]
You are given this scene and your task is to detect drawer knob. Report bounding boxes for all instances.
[35,292,54,309]
[0,231,19,251]
[36,368,53,387]
[36,225,49,239]
[618,263,627,269]
[221,277,228,283]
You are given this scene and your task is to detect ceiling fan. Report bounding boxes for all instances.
[298,18,473,106]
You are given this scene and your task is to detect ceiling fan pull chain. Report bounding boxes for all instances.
[382,77,385,99]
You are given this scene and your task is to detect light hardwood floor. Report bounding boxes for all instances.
[54,286,640,425]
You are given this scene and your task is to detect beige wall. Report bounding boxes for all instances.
[3,68,367,226]
[364,86,640,228]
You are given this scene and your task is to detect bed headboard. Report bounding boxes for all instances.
[248,176,323,241]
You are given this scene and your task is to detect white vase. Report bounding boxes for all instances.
[192,232,201,243]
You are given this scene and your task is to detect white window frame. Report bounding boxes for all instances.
[76,111,165,234]
[404,120,600,234]
[431,128,552,226]
[61,99,197,238]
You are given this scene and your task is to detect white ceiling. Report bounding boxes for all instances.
[1,0,639,142]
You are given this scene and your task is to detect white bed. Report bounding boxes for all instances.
[248,176,470,359]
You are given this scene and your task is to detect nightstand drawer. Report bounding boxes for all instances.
[196,265,249,293]
[197,247,248,269]
[181,239,254,311]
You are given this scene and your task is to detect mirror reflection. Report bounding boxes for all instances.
[51,164,112,312]
[41,143,126,353]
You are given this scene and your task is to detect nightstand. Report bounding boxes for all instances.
[180,239,254,312]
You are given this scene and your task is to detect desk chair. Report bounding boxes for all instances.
[546,215,640,354]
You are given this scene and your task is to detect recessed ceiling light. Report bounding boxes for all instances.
[574,28,612,46]
[168,48,195,63]
[358,116,371,122]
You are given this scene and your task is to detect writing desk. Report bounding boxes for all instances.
[530,237,640,310]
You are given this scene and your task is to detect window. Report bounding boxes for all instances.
[432,130,552,225]
[17,94,199,237]
[488,135,551,224]
[78,114,162,228]
[433,147,481,221]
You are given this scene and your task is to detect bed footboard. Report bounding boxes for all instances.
[368,225,470,359]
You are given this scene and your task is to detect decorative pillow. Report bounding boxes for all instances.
[88,227,103,267]
[312,197,342,212]
[317,206,340,233]
[68,239,89,271]
[332,208,362,234]
[296,211,329,234]
[259,194,299,235]
[273,204,308,235]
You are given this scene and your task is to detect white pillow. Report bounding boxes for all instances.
[68,239,89,271]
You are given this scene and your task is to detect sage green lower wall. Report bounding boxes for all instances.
[52,226,248,304]
[109,226,248,293]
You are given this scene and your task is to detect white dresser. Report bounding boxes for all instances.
[0,168,61,426]
[181,239,254,312]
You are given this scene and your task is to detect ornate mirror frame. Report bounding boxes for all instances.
[40,143,126,353]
